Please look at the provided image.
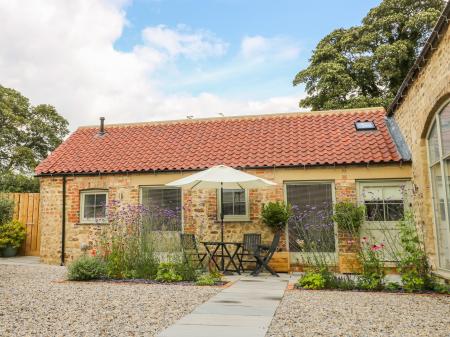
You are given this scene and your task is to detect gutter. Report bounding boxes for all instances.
[61,175,66,266]
[35,161,411,178]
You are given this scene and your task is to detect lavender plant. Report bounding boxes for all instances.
[288,202,337,270]
[97,200,186,279]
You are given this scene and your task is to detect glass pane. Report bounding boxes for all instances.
[222,203,233,215]
[222,191,233,203]
[287,184,335,252]
[95,194,106,207]
[234,202,246,215]
[428,122,440,163]
[234,190,245,203]
[365,202,385,221]
[94,205,106,219]
[383,186,403,201]
[439,103,450,157]
[83,206,95,219]
[431,163,450,269]
[362,187,382,201]
[84,194,96,207]
[141,187,182,231]
[385,201,404,221]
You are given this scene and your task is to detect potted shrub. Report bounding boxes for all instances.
[332,201,365,273]
[260,201,292,272]
[0,220,26,257]
[261,201,292,233]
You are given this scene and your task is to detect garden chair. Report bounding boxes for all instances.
[251,231,281,277]
[238,233,261,272]
[179,233,207,269]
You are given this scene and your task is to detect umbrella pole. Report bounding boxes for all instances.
[220,182,225,271]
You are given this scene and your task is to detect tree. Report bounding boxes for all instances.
[0,85,69,191]
[293,0,445,110]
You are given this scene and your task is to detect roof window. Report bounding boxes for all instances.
[355,121,376,131]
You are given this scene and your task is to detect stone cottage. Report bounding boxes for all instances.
[35,108,411,272]
[35,2,450,278]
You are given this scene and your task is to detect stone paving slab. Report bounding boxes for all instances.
[158,275,288,337]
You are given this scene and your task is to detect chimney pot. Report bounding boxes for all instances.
[99,117,105,135]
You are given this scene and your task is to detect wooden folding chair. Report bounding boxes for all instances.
[251,231,281,277]
[179,233,207,269]
[238,233,261,272]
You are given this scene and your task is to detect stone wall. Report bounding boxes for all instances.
[39,165,411,268]
[393,21,450,273]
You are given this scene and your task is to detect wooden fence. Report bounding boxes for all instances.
[1,193,40,256]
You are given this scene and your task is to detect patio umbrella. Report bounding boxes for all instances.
[166,165,276,271]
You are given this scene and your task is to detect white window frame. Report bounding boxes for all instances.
[284,180,337,265]
[426,98,450,273]
[357,180,411,225]
[217,189,250,222]
[80,190,108,224]
[139,185,184,231]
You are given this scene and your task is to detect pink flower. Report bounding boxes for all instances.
[371,244,382,251]
[347,240,355,244]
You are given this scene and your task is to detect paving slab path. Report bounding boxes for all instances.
[158,275,288,337]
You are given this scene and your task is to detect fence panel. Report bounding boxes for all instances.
[1,193,40,256]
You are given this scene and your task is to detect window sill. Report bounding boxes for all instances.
[76,222,109,226]
[215,218,252,223]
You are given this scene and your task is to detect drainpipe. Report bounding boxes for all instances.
[61,175,66,266]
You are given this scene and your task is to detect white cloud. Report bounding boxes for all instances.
[0,0,303,130]
[142,24,228,59]
[240,35,300,62]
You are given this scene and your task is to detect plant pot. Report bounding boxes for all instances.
[2,246,18,257]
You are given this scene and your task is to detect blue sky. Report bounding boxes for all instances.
[0,0,381,127]
[114,0,380,99]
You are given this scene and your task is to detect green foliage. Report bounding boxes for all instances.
[67,255,107,281]
[298,272,326,290]
[0,220,26,248]
[333,202,365,233]
[385,281,402,292]
[0,173,39,192]
[261,201,292,232]
[358,240,385,291]
[293,0,445,110]
[431,281,450,295]
[0,85,69,174]
[103,236,158,279]
[156,263,183,283]
[195,272,221,286]
[0,199,14,225]
[398,212,433,292]
[331,275,357,291]
[175,260,198,281]
[401,271,426,292]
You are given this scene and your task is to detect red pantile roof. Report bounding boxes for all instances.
[35,108,405,175]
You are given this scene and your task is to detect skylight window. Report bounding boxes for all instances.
[355,121,376,131]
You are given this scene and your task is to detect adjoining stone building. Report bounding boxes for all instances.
[387,2,450,279]
[35,108,412,271]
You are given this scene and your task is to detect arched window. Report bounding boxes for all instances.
[427,100,450,271]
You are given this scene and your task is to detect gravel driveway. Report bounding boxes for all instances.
[0,263,219,337]
[267,289,450,337]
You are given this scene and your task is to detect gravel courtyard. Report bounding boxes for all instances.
[267,289,450,337]
[0,263,219,337]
